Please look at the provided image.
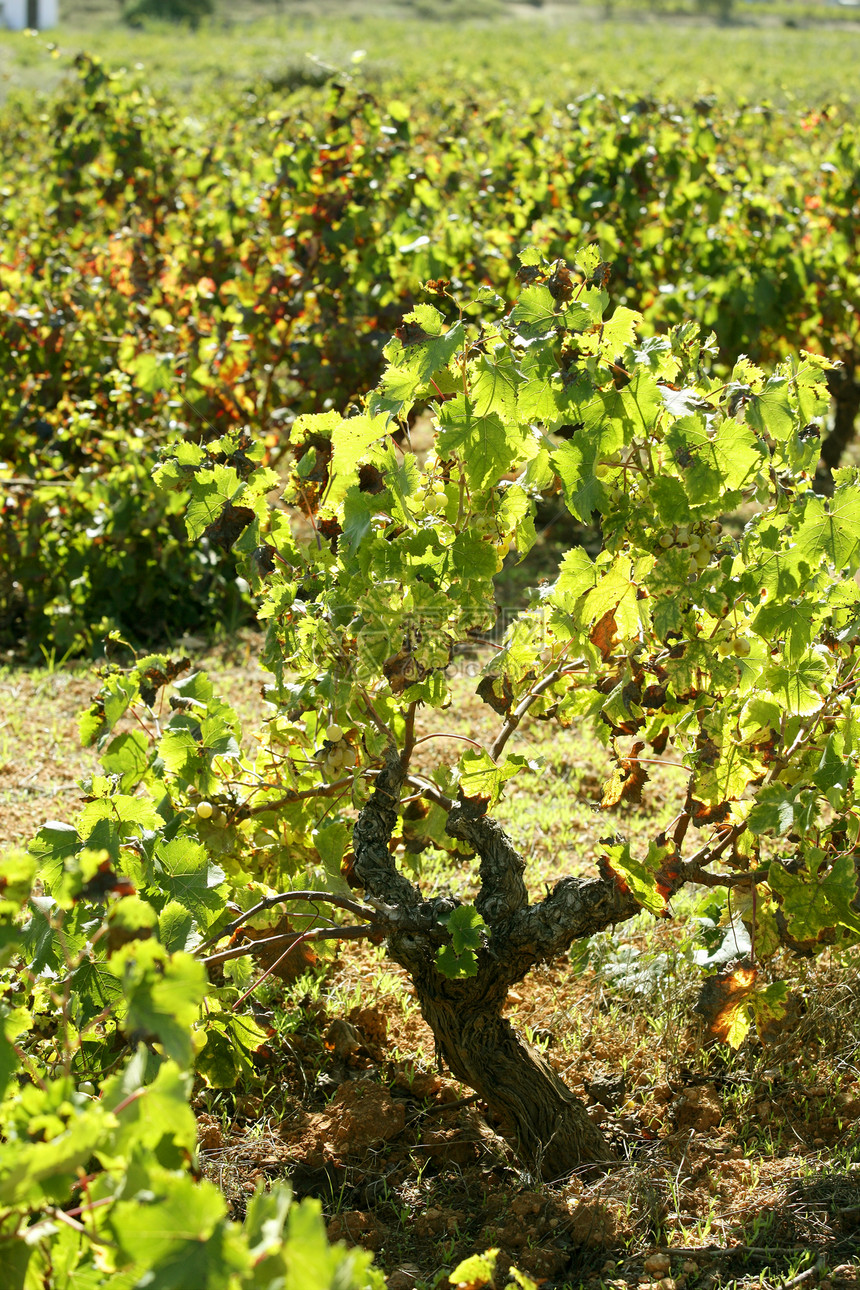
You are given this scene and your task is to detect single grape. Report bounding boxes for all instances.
[196,801,214,820]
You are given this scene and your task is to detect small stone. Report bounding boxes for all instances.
[386,1269,421,1290]
[350,1005,388,1046]
[673,1085,722,1133]
[196,1114,223,1151]
[644,1252,672,1277]
[569,1200,616,1249]
[585,1071,627,1110]
[328,1081,405,1154]
[510,1191,543,1219]
[394,1067,441,1099]
[326,1210,386,1252]
[420,1126,479,1166]
[682,1261,699,1275]
[325,1019,363,1060]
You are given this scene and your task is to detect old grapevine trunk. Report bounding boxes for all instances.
[352,751,647,1178]
[390,939,612,1178]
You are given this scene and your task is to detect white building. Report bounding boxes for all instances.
[1,0,58,29]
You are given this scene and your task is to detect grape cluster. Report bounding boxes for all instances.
[195,800,228,826]
[318,724,358,778]
[657,520,723,574]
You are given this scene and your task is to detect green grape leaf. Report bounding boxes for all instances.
[0,1105,108,1208]
[601,841,669,916]
[326,412,392,513]
[813,736,852,806]
[751,599,817,664]
[185,464,247,541]
[70,956,123,1027]
[111,942,207,1066]
[100,731,150,792]
[509,284,561,338]
[769,854,860,941]
[745,376,795,441]
[76,796,163,855]
[459,750,534,807]
[153,837,226,928]
[766,648,831,716]
[443,904,486,954]
[196,1027,241,1089]
[471,349,520,424]
[796,487,860,575]
[437,398,525,491]
[106,1174,247,1289]
[450,1251,498,1286]
[158,901,197,953]
[747,782,813,836]
[29,822,82,891]
[102,1050,197,1157]
[518,345,564,428]
[435,943,479,978]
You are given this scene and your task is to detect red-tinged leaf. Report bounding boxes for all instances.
[600,741,649,809]
[598,853,630,895]
[340,850,363,890]
[691,799,731,825]
[694,963,758,1046]
[78,862,136,902]
[476,672,516,716]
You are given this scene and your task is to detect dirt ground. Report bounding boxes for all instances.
[3,639,859,1289]
[195,927,860,1288]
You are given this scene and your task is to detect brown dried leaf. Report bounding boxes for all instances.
[476,672,515,716]
[382,649,423,694]
[203,501,255,552]
[241,915,317,982]
[590,610,619,662]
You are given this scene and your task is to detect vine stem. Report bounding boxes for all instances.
[244,776,356,816]
[413,732,484,751]
[489,665,567,761]
[228,924,384,1009]
[400,700,418,771]
[46,1205,115,1247]
[404,772,453,811]
[199,889,380,950]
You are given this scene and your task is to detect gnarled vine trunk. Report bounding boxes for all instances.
[351,750,655,1178]
[391,942,613,1178]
